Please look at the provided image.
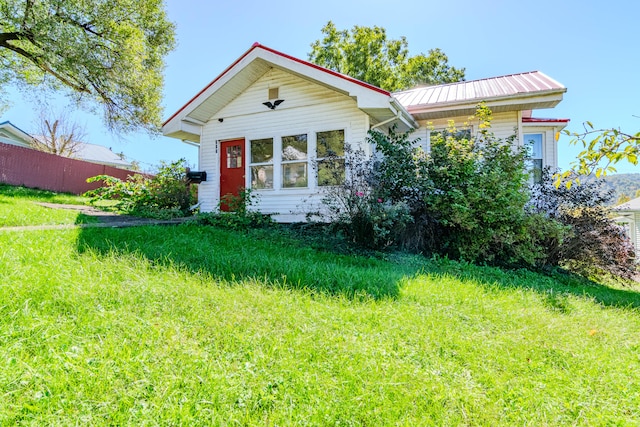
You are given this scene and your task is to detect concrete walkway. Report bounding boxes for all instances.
[0,203,193,232]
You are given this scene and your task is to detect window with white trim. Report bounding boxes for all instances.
[316,129,345,186]
[524,133,543,183]
[250,138,274,189]
[281,134,308,188]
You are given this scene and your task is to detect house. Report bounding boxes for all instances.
[0,120,133,169]
[163,43,569,222]
[614,197,640,257]
[0,121,34,148]
[73,142,133,169]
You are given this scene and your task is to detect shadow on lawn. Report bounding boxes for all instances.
[75,224,412,299]
[427,258,640,311]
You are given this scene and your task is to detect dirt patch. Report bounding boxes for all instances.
[4,202,194,230]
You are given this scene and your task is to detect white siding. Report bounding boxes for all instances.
[521,127,558,170]
[413,112,560,170]
[415,111,519,142]
[199,68,369,222]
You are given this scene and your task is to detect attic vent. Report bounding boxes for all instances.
[268,87,279,100]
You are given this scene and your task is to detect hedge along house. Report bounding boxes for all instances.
[163,43,569,222]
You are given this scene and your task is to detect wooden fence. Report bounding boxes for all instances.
[0,142,141,194]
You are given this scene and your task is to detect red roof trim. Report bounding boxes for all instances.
[522,117,570,123]
[163,43,390,127]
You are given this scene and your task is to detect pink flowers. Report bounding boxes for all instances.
[356,191,364,197]
[377,198,383,203]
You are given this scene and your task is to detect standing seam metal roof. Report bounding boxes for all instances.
[393,71,566,109]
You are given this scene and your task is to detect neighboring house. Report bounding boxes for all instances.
[613,197,640,258]
[0,121,34,148]
[163,43,569,222]
[0,121,133,169]
[73,142,133,169]
[31,135,133,169]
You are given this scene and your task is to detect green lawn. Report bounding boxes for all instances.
[1,185,640,425]
[0,184,96,227]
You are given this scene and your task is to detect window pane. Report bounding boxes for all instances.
[251,138,273,163]
[282,162,308,188]
[532,159,543,184]
[318,159,345,186]
[226,146,242,168]
[317,130,344,158]
[525,134,543,158]
[251,165,273,189]
[282,134,307,160]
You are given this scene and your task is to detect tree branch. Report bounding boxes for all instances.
[0,32,90,93]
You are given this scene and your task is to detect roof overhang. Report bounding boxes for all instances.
[406,91,566,121]
[162,43,416,143]
[0,121,33,147]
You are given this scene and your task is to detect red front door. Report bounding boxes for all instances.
[220,139,245,211]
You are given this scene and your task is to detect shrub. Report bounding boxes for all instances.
[196,188,274,230]
[529,169,637,279]
[314,144,413,250]
[424,108,535,265]
[86,159,196,218]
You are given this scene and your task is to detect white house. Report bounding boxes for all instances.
[0,121,33,147]
[163,43,569,222]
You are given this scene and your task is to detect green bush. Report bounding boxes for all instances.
[424,107,534,265]
[85,159,196,218]
[196,188,274,230]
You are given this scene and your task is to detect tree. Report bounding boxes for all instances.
[30,112,86,157]
[557,122,640,185]
[0,0,175,133]
[308,21,464,91]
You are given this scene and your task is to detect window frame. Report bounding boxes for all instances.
[315,128,346,187]
[249,137,275,190]
[281,133,309,189]
[524,132,544,184]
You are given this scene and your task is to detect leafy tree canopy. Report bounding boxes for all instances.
[557,122,640,186]
[308,21,465,92]
[0,0,176,134]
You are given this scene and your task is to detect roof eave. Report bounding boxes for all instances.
[406,89,566,121]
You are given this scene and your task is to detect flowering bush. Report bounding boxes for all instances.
[315,145,412,250]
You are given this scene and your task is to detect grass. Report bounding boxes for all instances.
[1,185,640,425]
[0,184,97,226]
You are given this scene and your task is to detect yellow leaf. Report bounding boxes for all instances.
[555,132,560,141]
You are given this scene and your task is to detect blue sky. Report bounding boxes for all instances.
[2,0,639,173]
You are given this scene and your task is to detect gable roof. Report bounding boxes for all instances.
[0,120,33,147]
[614,196,640,212]
[393,71,567,120]
[163,43,417,143]
[74,142,132,168]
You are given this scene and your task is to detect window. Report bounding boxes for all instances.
[525,133,543,183]
[282,134,308,188]
[226,146,242,168]
[317,130,345,186]
[250,138,273,189]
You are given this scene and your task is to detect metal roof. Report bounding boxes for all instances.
[75,143,132,168]
[393,71,567,119]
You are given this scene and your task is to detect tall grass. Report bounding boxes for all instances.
[0,184,95,226]
[1,223,640,425]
